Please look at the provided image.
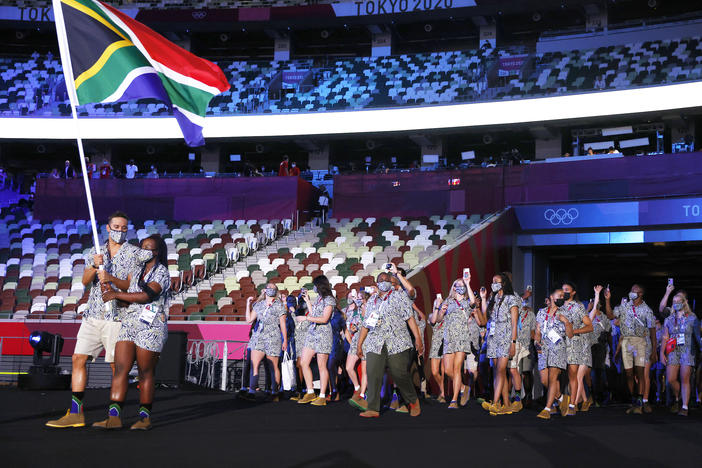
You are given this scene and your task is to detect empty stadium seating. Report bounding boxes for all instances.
[0,200,486,322]
[1,36,699,118]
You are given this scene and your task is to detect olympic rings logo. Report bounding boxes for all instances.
[192,11,207,20]
[544,208,579,225]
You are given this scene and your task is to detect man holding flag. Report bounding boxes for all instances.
[46,211,152,428]
[44,0,230,428]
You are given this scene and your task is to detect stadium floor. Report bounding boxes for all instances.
[1,386,700,467]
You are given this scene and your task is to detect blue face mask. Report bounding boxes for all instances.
[265,288,276,297]
[454,286,466,295]
[672,302,683,312]
[378,281,392,292]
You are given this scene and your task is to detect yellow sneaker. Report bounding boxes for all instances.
[489,404,513,416]
[481,400,496,412]
[510,400,523,413]
[558,395,570,416]
[310,396,327,406]
[45,410,85,428]
[448,401,459,409]
[537,408,552,420]
[297,392,317,404]
[459,390,470,407]
[581,395,593,412]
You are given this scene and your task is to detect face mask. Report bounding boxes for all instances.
[491,282,502,293]
[454,286,466,295]
[554,298,565,307]
[378,281,392,292]
[628,292,638,301]
[313,286,318,294]
[109,230,126,244]
[672,302,683,312]
[265,288,276,297]
[563,292,571,301]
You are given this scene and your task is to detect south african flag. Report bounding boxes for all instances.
[53,0,230,146]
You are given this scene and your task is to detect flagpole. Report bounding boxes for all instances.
[52,0,102,256]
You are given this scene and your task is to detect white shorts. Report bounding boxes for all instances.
[508,342,531,369]
[464,352,478,372]
[74,317,122,363]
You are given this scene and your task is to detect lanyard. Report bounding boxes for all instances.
[631,304,637,319]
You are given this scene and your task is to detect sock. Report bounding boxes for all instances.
[643,398,648,403]
[557,395,563,402]
[682,405,688,410]
[319,392,326,398]
[361,393,366,399]
[138,404,152,419]
[70,392,85,414]
[307,389,314,394]
[108,401,123,418]
[543,406,550,412]
[569,404,575,408]
[354,385,360,391]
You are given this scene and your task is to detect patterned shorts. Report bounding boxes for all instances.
[668,348,695,367]
[249,329,283,357]
[304,323,332,355]
[566,336,592,367]
[538,344,567,370]
[486,332,510,359]
[429,329,443,359]
[117,312,168,353]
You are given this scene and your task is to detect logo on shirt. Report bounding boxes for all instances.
[544,208,579,226]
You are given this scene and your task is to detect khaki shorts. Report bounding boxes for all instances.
[509,341,531,369]
[621,336,647,369]
[464,352,478,372]
[74,317,122,363]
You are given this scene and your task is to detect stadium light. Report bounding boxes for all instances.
[29,331,64,366]
[19,331,70,390]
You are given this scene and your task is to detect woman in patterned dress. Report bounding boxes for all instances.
[245,281,288,400]
[96,235,170,431]
[588,285,612,407]
[561,282,593,416]
[297,275,336,406]
[660,290,702,416]
[429,293,446,402]
[345,290,365,403]
[290,293,311,400]
[436,274,480,409]
[534,288,571,420]
[480,273,520,415]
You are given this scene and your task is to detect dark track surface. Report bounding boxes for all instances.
[1,386,700,467]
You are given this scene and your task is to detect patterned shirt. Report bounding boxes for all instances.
[613,301,654,338]
[124,263,171,318]
[84,242,152,321]
[663,313,699,356]
[536,306,567,349]
[362,289,414,355]
[252,299,286,331]
[590,312,612,344]
[517,307,536,347]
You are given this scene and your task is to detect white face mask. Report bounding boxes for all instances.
[491,282,502,293]
[109,229,127,244]
[628,292,638,301]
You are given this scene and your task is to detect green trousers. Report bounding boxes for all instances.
[366,346,418,412]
